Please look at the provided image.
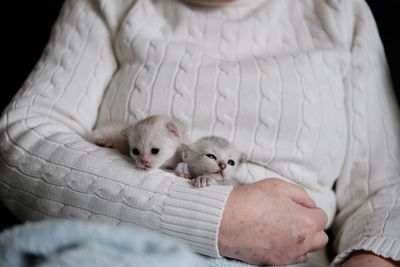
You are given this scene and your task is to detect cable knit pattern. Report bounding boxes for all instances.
[0,0,399,264]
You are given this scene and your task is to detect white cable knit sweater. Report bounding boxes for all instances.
[0,0,399,264]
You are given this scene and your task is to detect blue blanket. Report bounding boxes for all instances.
[0,220,314,267]
[0,219,205,267]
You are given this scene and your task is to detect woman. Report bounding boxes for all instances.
[0,0,398,265]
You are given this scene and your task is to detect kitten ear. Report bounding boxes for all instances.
[166,119,187,138]
[142,115,158,125]
[239,153,247,165]
[121,128,128,137]
[166,122,180,138]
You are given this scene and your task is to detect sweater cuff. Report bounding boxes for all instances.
[332,236,400,266]
[160,178,233,257]
[332,209,400,266]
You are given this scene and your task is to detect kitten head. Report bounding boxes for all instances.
[182,136,246,180]
[121,116,183,170]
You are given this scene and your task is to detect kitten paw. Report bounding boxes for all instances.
[95,138,114,148]
[177,172,191,179]
[192,175,216,187]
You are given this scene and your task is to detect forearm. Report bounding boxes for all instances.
[0,141,232,257]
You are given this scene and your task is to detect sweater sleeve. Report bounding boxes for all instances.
[332,0,400,264]
[0,0,232,258]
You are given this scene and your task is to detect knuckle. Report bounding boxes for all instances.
[320,231,329,246]
[300,215,317,231]
[320,210,328,225]
[297,186,307,195]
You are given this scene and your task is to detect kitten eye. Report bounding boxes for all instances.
[206,154,217,160]
[132,148,140,155]
[151,148,160,155]
[227,160,235,166]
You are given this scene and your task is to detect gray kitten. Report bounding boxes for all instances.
[182,136,246,187]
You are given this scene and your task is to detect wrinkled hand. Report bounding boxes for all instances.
[218,178,328,266]
[341,251,398,267]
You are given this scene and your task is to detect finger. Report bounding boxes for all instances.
[286,184,316,208]
[297,255,309,264]
[308,207,328,230]
[309,231,329,252]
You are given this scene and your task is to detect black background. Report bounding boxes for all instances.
[1,1,399,230]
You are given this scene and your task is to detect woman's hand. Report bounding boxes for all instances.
[341,251,398,267]
[218,178,328,266]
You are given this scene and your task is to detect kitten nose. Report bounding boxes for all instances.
[219,163,226,170]
[140,157,150,165]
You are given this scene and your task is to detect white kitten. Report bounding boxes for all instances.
[85,115,189,174]
[121,115,189,172]
[182,136,246,187]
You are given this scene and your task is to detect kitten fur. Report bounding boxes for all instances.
[182,136,246,187]
[121,115,189,171]
[85,115,189,172]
